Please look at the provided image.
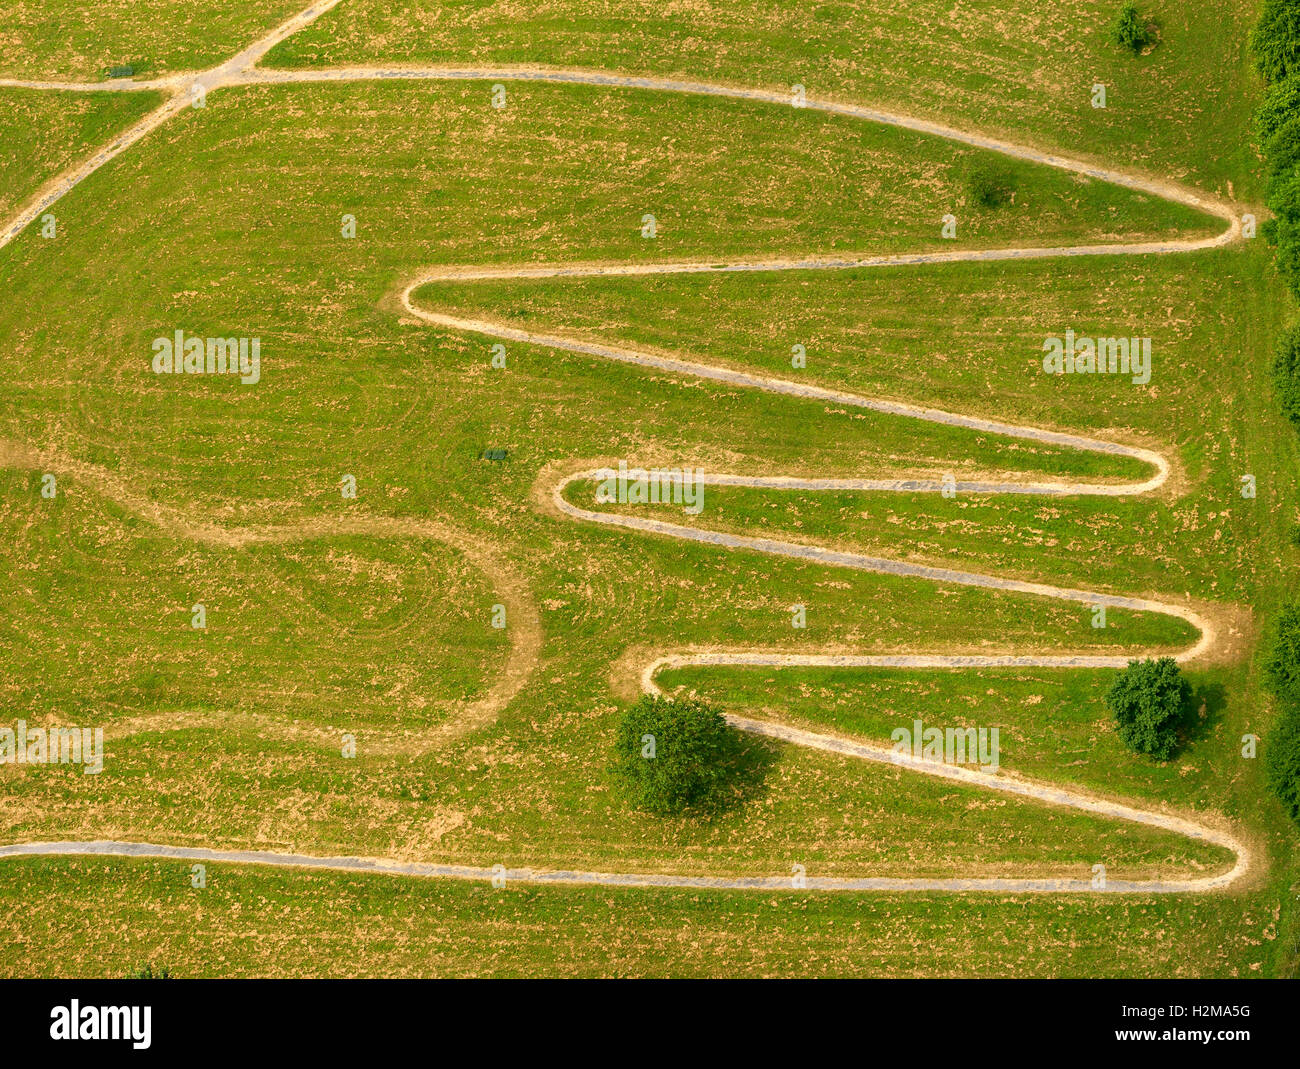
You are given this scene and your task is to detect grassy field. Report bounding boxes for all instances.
[0,88,161,218]
[0,0,1296,978]
[0,0,305,80]
[267,0,1264,199]
[1,855,1288,978]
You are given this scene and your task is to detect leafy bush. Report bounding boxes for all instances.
[1266,703,1300,822]
[613,694,736,814]
[1265,116,1300,196]
[1263,167,1300,300]
[1251,0,1300,84]
[965,161,1015,209]
[1112,3,1154,54]
[1269,167,1300,225]
[128,963,171,978]
[1259,605,1300,827]
[1265,601,1300,706]
[1105,657,1189,760]
[1266,216,1300,299]
[1256,76,1300,143]
[1273,324,1300,430]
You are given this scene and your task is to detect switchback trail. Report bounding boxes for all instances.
[0,1,1253,893]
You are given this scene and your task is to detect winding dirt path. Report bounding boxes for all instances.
[0,438,541,752]
[0,1,1254,893]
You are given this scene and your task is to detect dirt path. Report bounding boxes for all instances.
[0,2,1254,893]
[0,439,541,751]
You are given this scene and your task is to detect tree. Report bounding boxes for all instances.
[1266,601,1300,708]
[1112,3,1154,54]
[1266,703,1300,823]
[1265,117,1300,202]
[1260,605,1300,827]
[1251,0,1300,83]
[613,694,734,814]
[1273,325,1300,430]
[1105,657,1189,759]
[1256,75,1300,144]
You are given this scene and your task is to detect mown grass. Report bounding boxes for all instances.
[659,663,1251,811]
[0,49,1294,976]
[0,80,1222,507]
[0,0,305,81]
[0,856,1287,978]
[0,88,161,218]
[267,0,1264,199]
[0,469,507,730]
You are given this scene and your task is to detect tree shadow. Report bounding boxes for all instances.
[694,728,780,817]
[1181,681,1226,749]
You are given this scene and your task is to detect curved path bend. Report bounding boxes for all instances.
[0,1,1251,893]
[0,439,541,752]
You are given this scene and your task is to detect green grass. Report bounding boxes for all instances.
[660,664,1250,809]
[0,88,161,218]
[0,470,507,729]
[0,7,1296,978]
[0,856,1287,978]
[267,0,1265,199]
[0,0,306,81]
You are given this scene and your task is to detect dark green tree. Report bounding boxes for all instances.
[1251,0,1300,83]
[1273,324,1300,430]
[613,694,735,814]
[1112,3,1154,54]
[1105,657,1189,760]
[1256,75,1300,143]
[1265,601,1300,709]
[1266,704,1300,823]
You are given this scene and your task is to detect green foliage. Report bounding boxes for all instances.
[1265,601,1300,706]
[1260,604,1300,827]
[965,161,1015,208]
[1256,76,1300,143]
[1262,155,1300,300]
[1265,115,1300,192]
[128,962,171,979]
[613,695,736,814]
[1269,169,1300,227]
[1105,658,1189,760]
[1266,703,1300,822]
[1251,0,1300,84]
[1112,3,1154,54]
[1273,324,1300,430]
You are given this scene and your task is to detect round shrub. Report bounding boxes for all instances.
[1105,657,1189,760]
[613,694,734,814]
[1251,0,1300,84]
[1112,3,1154,54]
